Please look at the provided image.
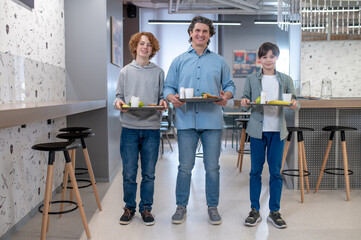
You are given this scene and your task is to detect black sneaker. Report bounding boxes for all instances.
[141,209,155,226]
[119,208,135,225]
[244,208,262,227]
[267,211,287,229]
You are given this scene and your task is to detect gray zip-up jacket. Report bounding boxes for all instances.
[113,60,164,129]
[242,69,300,140]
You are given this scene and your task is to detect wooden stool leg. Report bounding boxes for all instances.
[70,149,76,202]
[59,164,69,218]
[46,165,54,233]
[41,164,53,240]
[301,141,310,193]
[315,139,333,193]
[298,141,305,203]
[281,140,291,173]
[237,128,246,172]
[66,162,91,239]
[83,148,102,211]
[341,140,351,201]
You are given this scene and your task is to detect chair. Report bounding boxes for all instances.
[160,106,174,155]
[235,118,249,172]
[222,107,239,149]
[281,127,314,203]
[315,126,357,201]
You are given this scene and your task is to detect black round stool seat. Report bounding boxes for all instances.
[56,132,95,140]
[287,127,314,132]
[59,127,92,133]
[322,126,357,131]
[32,142,81,152]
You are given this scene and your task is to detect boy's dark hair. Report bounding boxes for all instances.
[258,42,280,58]
[187,16,215,45]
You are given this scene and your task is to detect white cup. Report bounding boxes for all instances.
[282,93,292,102]
[260,91,266,104]
[185,88,194,98]
[130,96,140,107]
[179,87,185,98]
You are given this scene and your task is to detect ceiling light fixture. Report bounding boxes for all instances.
[148,20,241,26]
[254,20,301,25]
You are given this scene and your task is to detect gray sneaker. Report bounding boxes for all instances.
[244,208,262,227]
[208,206,222,225]
[172,206,187,224]
[267,211,287,229]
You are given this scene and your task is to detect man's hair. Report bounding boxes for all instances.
[129,32,160,59]
[258,42,280,58]
[187,16,215,45]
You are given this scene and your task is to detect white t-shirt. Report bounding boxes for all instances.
[262,75,280,132]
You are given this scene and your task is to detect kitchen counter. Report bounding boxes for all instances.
[0,100,106,129]
[299,97,361,108]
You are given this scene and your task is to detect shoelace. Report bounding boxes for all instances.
[175,207,185,215]
[272,211,281,218]
[143,210,153,218]
[249,209,258,218]
[209,207,219,217]
[123,208,132,217]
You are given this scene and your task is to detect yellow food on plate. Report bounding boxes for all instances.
[268,100,290,105]
[201,93,218,99]
[122,104,130,108]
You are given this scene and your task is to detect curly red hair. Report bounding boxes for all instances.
[128,32,160,60]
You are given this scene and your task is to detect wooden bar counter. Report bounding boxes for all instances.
[284,97,361,191]
[298,97,361,108]
[0,100,106,129]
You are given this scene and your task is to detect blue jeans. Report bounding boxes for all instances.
[249,132,284,212]
[176,129,222,207]
[120,127,160,213]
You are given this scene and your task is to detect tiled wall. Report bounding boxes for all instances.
[0,0,66,237]
[301,40,361,97]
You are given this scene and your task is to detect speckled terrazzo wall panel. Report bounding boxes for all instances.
[301,40,361,97]
[0,0,66,237]
[0,119,66,235]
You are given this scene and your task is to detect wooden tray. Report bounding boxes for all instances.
[122,106,164,110]
[179,98,222,103]
[249,102,292,107]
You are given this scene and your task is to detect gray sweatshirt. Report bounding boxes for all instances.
[113,60,165,129]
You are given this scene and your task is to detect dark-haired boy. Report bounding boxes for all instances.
[241,42,299,229]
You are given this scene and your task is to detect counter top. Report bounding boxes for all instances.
[0,100,106,129]
[299,98,361,108]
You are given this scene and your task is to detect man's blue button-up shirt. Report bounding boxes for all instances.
[164,46,236,130]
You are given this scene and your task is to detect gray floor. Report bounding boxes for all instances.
[9,139,361,240]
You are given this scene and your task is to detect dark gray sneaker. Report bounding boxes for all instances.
[172,206,187,224]
[208,206,222,225]
[267,211,287,229]
[119,208,135,225]
[244,208,262,227]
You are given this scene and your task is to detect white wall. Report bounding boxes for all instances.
[139,8,217,76]
[301,40,361,97]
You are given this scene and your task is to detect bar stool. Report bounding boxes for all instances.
[59,127,92,183]
[32,142,90,240]
[281,127,314,203]
[315,126,357,201]
[56,131,102,211]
